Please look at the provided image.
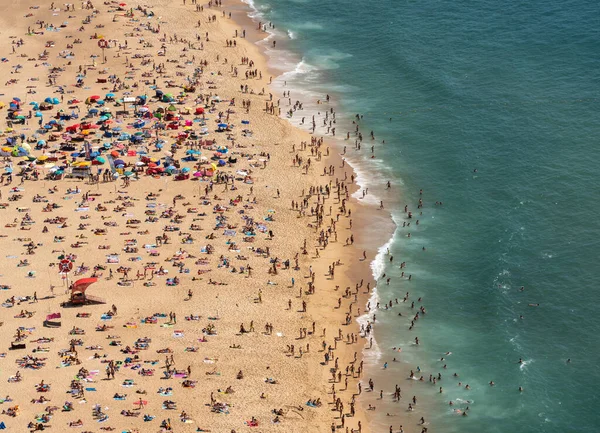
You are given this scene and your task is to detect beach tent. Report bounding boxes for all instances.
[66,277,104,305]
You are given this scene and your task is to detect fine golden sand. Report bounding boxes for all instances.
[0,1,391,432]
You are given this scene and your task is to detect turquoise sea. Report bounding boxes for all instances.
[241,0,600,432]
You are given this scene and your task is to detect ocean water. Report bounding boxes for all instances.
[242,0,600,432]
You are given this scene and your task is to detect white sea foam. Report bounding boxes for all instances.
[295,21,324,30]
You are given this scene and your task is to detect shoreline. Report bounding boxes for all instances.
[227,1,402,430]
[0,1,396,433]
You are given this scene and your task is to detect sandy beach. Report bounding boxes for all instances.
[0,1,394,432]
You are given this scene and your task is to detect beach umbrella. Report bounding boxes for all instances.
[218,123,228,128]
[105,93,115,98]
[193,171,202,177]
[181,167,190,173]
[90,95,100,100]
[186,149,200,155]
[95,156,106,164]
[52,98,60,105]
[114,159,125,166]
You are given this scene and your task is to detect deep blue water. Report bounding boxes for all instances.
[243,0,600,431]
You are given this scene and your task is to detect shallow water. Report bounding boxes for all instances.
[244,0,600,431]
